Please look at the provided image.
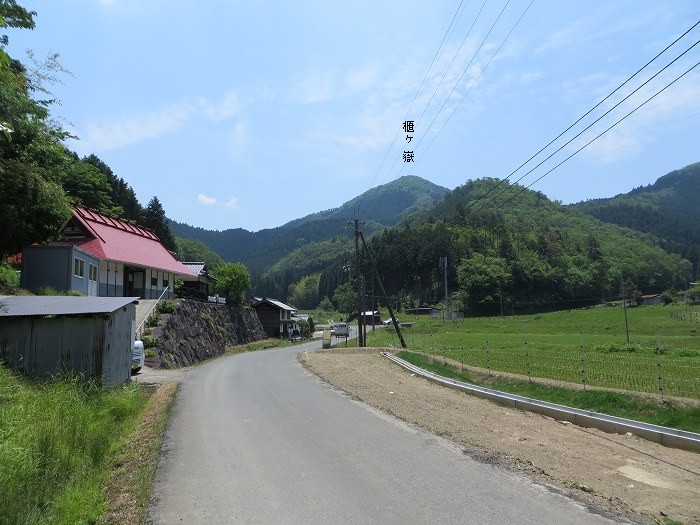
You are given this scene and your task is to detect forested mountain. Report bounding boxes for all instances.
[168,175,449,275]
[316,178,692,315]
[571,162,700,278]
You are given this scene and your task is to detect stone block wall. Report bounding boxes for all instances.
[146,299,267,368]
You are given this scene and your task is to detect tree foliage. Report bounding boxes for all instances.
[175,237,224,268]
[287,274,319,310]
[213,262,251,307]
[142,196,177,252]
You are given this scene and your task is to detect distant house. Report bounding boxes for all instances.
[21,206,197,299]
[361,310,381,325]
[0,295,137,386]
[251,297,297,339]
[181,262,216,297]
[640,294,662,306]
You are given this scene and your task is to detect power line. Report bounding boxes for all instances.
[364,0,469,194]
[490,58,700,213]
[362,0,527,221]
[464,18,700,214]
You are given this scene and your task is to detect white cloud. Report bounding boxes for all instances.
[576,71,700,163]
[224,197,240,210]
[229,120,248,158]
[197,193,217,206]
[82,92,242,150]
[294,70,336,104]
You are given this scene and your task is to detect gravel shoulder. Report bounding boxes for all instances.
[300,348,700,525]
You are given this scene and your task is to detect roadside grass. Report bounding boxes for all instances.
[100,383,178,525]
[367,305,700,398]
[226,338,289,355]
[0,365,146,525]
[396,351,700,434]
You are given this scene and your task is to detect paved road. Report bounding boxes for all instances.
[147,342,621,524]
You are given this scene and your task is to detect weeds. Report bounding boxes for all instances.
[0,366,145,525]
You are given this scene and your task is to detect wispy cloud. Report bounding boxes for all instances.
[82,91,241,150]
[577,71,700,163]
[224,197,240,210]
[228,120,248,158]
[197,193,217,206]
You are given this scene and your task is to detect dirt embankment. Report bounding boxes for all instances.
[300,348,700,525]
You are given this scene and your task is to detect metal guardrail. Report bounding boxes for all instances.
[381,352,700,453]
[136,286,170,339]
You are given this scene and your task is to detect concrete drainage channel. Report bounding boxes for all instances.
[381,352,700,452]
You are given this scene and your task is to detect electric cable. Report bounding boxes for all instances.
[490,58,700,213]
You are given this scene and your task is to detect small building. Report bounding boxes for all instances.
[250,297,297,339]
[21,206,197,299]
[640,294,662,306]
[181,262,216,298]
[0,296,138,387]
[361,310,381,325]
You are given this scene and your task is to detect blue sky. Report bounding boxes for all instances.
[7,1,700,232]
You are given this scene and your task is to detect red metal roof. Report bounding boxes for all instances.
[64,207,197,277]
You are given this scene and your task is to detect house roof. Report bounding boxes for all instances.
[0,296,139,317]
[60,207,197,277]
[251,297,296,311]
[183,262,206,276]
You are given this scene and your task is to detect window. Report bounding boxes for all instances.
[163,278,169,289]
[151,276,158,286]
[89,264,97,281]
[74,257,85,278]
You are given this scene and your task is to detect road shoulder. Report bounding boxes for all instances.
[300,348,700,525]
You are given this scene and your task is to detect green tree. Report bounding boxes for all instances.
[142,196,177,252]
[457,255,511,305]
[213,262,251,306]
[318,296,334,312]
[0,159,70,258]
[288,274,319,309]
[332,282,355,319]
[175,237,225,267]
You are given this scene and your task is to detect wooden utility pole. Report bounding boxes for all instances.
[350,216,365,347]
[359,231,406,348]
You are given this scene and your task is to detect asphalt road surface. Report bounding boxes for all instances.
[147,341,621,524]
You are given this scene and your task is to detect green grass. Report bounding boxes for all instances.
[226,338,289,355]
[397,351,700,434]
[0,366,146,525]
[367,304,700,399]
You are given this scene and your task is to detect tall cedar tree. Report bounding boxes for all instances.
[142,196,177,253]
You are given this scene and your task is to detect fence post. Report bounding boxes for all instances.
[486,340,491,376]
[525,337,531,382]
[656,336,664,401]
[580,332,587,391]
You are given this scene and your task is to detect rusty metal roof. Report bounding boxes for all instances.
[0,296,140,317]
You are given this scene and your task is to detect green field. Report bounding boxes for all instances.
[365,304,700,399]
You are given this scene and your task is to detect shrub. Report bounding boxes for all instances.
[141,336,159,348]
[157,300,177,314]
[146,314,161,327]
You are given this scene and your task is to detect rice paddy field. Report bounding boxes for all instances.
[364,304,700,399]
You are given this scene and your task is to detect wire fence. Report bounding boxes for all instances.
[371,328,700,400]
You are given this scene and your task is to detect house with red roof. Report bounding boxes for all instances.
[21,206,197,299]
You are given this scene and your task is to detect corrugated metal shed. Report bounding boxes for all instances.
[0,296,139,387]
[0,295,138,317]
